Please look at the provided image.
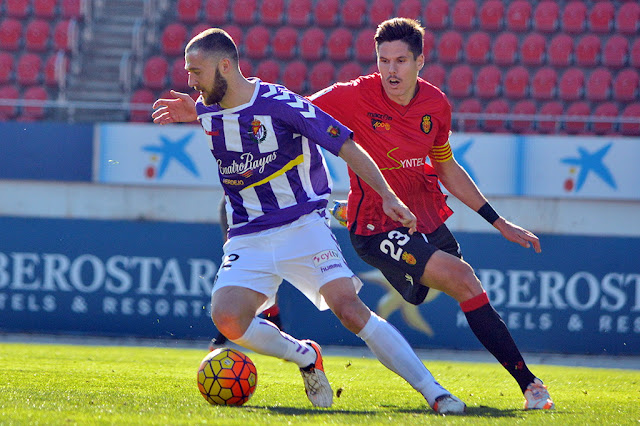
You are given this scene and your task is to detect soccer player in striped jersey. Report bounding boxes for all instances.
[152,28,466,414]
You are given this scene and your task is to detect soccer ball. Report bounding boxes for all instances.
[197,348,258,406]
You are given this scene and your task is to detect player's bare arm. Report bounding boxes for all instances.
[432,157,541,253]
[338,138,417,233]
[152,90,198,124]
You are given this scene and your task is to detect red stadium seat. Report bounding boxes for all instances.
[575,35,600,67]
[25,19,51,53]
[0,52,14,84]
[308,61,335,93]
[300,28,325,61]
[531,67,557,100]
[456,98,482,131]
[143,56,169,90]
[189,23,210,40]
[337,62,363,82]
[261,0,285,26]
[506,0,532,32]
[341,0,367,28]
[478,0,503,31]
[520,33,546,66]
[354,29,376,63]
[492,32,518,66]
[238,58,252,77]
[177,0,201,23]
[589,1,615,33]
[287,0,312,27]
[424,0,449,30]
[548,34,573,67]
[423,30,435,61]
[452,0,476,30]
[369,0,394,27]
[231,0,257,26]
[21,86,49,120]
[161,23,188,56]
[314,0,339,27]
[564,101,591,134]
[475,65,502,99]
[558,68,585,101]
[129,88,155,122]
[396,0,421,20]
[632,38,640,68]
[621,103,640,136]
[170,57,189,91]
[585,68,612,101]
[504,66,529,99]
[327,28,353,61]
[272,26,298,60]
[437,31,463,64]
[282,61,307,94]
[562,1,587,34]
[593,102,619,134]
[602,35,628,68]
[16,53,43,86]
[537,101,563,133]
[613,68,639,102]
[6,0,29,18]
[53,20,76,52]
[465,32,491,65]
[44,53,68,86]
[255,60,280,83]
[511,100,536,133]
[244,25,270,59]
[616,2,640,34]
[222,24,243,47]
[483,99,510,132]
[0,85,20,119]
[422,64,446,89]
[33,0,58,19]
[533,1,559,33]
[204,0,229,25]
[61,0,83,19]
[0,18,23,52]
[447,64,473,98]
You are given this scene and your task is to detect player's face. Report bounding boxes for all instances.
[185,50,228,106]
[376,40,424,105]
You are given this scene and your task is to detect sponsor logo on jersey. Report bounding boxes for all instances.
[420,114,432,134]
[380,147,426,171]
[222,178,244,186]
[327,125,341,138]
[217,152,277,176]
[249,119,267,143]
[313,249,341,266]
[320,263,343,273]
[367,112,393,121]
[371,118,391,131]
[205,129,220,136]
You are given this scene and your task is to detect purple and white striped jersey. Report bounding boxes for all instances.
[196,79,352,237]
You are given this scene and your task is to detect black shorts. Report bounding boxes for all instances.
[350,224,462,305]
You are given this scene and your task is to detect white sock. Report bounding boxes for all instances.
[357,312,449,407]
[231,317,316,368]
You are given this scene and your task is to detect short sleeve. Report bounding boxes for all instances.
[308,82,358,128]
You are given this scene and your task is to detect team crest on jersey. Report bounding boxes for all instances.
[327,125,341,137]
[401,251,417,265]
[420,114,432,134]
[250,119,268,143]
[371,118,391,131]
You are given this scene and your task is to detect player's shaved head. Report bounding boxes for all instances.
[186,28,239,63]
[374,18,424,60]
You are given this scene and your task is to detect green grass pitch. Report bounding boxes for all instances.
[1,342,639,425]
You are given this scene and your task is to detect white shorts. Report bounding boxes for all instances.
[213,211,360,313]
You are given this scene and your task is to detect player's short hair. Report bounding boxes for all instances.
[186,28,239,63]
[374,18,424,60]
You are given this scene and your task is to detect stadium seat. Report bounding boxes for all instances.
[483,99,510,132]
[520,33,546,66]
[511,100,536,133]
[620,103,640,136]
[369,0,394,26]
[424,0,449,30]
[548,34,573,67]
[21,86,49,120]
[531,67,557,100]
[44,53,67,87]
[562,1,587,34]
[222,24,243,47]
[575,35,600,67]
[272,26,298,60]
[616,2,640,34]
[475,65,502,99]
[170,57,189,91]
[631,38,640,68]
[447,64,473,98]
[589,1,615,33]
[327,28,353,62]
[282,61,307,93]
[585,68,612,101]
[537,101,563,133]
[16,53,42,86]
[255,60,280,84]
[533,1,559,33]
[437,31,463,64]
[504,66,529,99]
[506,0,532,32]
[244,25,270,59]
[300,28,325,61]
[261,0,285,26]
[308,61,335,93]
[354,29,376,63]
[612,68,639,102]
[143,56,169,90]
[465,32,491,65]
[287,0,312,27]
[0,85,20,119]
[33,0,58,19]
[423,30,435,61]
[0,18,23,51]
[189,23,210,40]
[396,0,421,20]
[452,0,476,30]
[53,20,76,52]
[161,23,188,56]
[602,35,628,68]
[5,0,30,18]
[564,101,591,134]
[341,0,367,28]
[314,0,339,27]
[231,0,257,26]
[478,0,503,31]
[204,0,229,25]
[61,0,83,19]
[0,52,14,85]
[558,68,585,101]
[337,62,363,83]
[492,32,518,66]
[455,98,482,131]
[129,88,156,122]
[176,0,201,23]
[25,19,51,53]
[593,102,619,134]
[422,64,446,89]
[238,58,252,77]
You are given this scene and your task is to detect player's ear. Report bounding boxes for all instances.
[416,53,425,70]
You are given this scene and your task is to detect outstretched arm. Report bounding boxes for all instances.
[151,90,198,124]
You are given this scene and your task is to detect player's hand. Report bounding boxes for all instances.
[152,90,198,124]
[382,196,417,234]
[494,218,542,253]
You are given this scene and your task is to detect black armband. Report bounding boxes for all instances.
[477,202,500,224]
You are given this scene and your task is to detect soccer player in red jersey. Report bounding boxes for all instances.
[313,17,554,411]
